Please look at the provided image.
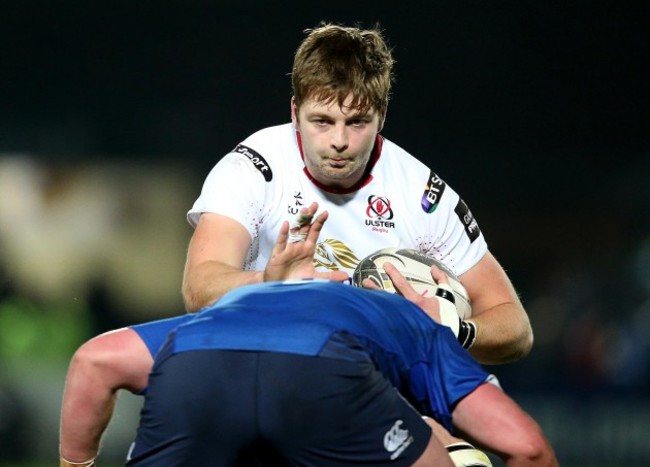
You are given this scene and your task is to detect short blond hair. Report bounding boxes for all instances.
[291,23,395,115]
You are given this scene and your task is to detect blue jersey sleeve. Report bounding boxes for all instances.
[407,327,488,433]
[130,315,195,358]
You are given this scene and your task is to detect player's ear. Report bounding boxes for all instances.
[377,109,387,133]
[291,97,299,128]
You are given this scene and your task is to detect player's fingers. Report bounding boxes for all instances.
[291,202,318,229]
[288,202,318,243]
[305,210,328,243]
[430,265,450,285]
[315,270,350,283]
[306,201,319,216]
[383,262,419,298]
[275,220,290,250]
[360,277,380,289]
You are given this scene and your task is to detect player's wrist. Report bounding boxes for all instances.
[60,455,96,467]
[457,319,477,350]
[435,285,460,336]
[436,284,477,349]
[435,285,476,349]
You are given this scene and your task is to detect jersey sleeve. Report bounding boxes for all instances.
[130,315,195,358]
[408,326,489,433]
[187,153,268,239]
[422,180,488,277]
[381,140,488,277]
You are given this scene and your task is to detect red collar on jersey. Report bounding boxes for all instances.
[295,130,383,195]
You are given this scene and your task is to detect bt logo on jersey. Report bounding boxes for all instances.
[421,170,447,213]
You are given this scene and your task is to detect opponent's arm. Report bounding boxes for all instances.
[459,251,533,364]
[452,383,558,466]
[60,328,153,465]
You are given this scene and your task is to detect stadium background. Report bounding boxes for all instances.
[1,1,649,465]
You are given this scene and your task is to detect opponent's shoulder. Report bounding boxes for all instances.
[129,315,193,334]
[130,315,195,356]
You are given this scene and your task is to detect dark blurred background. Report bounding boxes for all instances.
[1,1,649,465]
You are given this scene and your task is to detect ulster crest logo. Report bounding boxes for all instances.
[365,195,395,232]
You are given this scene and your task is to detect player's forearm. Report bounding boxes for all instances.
[182,262,263,312]
[468,302,533,364]
[59,330,148,464]
[60,395,114,464]
[60,354,118,463]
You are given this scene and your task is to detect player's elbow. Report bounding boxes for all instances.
[506,436,558,466]
[502,314,535,362]
[181,275,201,312]
[181,273,216,312]
[522,328,534,357]
[512,324,534,360]
[182,286,206,313]
[68,330,148,394]
[68,339,113,385]
[474,321,534,364]
[504,328,534,363]
[508,304,535,360]
[182,288,199,313]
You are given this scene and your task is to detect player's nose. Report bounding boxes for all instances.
[330,125,349,152]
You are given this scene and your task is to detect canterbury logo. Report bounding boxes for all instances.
[383,420,413,460]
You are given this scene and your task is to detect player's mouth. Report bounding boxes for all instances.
[326,157,350,167]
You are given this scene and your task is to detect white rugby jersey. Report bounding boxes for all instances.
[188,123,487,279]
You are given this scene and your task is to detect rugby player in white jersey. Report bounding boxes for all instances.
[182,23,532,366]
[180,23,532,465]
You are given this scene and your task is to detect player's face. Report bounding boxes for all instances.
[292,95,384,190]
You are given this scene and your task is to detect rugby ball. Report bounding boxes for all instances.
[352,247,472,319]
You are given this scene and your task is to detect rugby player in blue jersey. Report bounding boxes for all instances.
[125,279,556,467]
[60,207,556,467]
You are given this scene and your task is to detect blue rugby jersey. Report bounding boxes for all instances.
[130,314,194,358]
[166,280,488,431]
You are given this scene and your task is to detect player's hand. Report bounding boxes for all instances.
[362,263,451,323]
[365,262,475,347]
[263,202,349,283]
